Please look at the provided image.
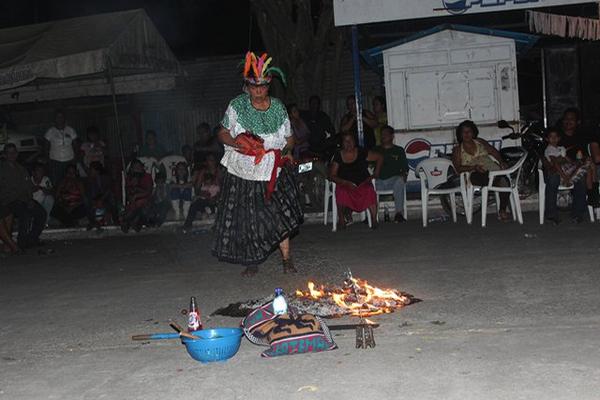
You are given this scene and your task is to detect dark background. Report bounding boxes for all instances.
[0,0,262,58]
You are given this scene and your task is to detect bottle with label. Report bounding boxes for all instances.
[272,288,288,315]
[187,296,202,332]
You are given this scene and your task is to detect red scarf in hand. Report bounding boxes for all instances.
[234,132,290,201]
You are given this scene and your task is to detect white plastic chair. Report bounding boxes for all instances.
[323,179,374,232]
[158,155,188,184]
[537,169,595,224]
[375,180,408,221]
[466,153,527,227]
[415,158,464,227]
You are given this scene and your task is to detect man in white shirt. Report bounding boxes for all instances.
[44,110,77,185]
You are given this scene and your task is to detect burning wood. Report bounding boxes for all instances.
[212,275,419,319]
[294,277,416,317]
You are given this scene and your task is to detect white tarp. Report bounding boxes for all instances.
[0,9,181,98]
[334,0,597,26]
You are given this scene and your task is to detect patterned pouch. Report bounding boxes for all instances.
[242,301,337,358]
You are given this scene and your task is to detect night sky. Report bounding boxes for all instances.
[0,0,260,58]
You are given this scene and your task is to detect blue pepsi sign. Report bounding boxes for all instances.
[443,0,540,15]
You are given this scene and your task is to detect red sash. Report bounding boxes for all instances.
[235,132,290,201]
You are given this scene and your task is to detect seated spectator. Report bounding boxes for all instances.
[0,206,19,254]
[287,104,310,159]
[139,130,167,159]
[0,144,46,248]
[52,164,87,227]
[329,132,382,229]
[340,95,377,150]
[182,154,222,232]
[452,120,511,221]
[182,145,194,169]
[374,126,408,223]
[31,163,54,225]
[85,162,115,230]
[170,161,193,220]
[545,128,588,186]
[122,159,154,232]
[193,123,223,164]
[372,96,388,146]
[147,174,170,227]
[80,126,107,169]
[301,95,336,158]
[558,108,599,211]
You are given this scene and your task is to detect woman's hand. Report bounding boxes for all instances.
[342,180,357,189]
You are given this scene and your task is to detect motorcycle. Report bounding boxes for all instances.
[440,120,545,217]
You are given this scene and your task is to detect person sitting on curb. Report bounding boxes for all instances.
[0,144,47,249]
[374,125,408,223]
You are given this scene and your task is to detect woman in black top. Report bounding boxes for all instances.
[329,132,382,229]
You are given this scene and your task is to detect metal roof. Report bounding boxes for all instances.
[362,24,539,72]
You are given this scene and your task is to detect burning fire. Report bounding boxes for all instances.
[295,277,412,317]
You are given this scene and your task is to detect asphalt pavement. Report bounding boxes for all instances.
[1,214,599,400]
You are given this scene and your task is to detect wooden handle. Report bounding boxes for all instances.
[132,334,152,341]
[179,331,199,340]
[170,321,200,340]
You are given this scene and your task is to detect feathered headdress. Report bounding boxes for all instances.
[242,51,286,86]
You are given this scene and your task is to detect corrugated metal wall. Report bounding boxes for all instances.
[8,51,383,158]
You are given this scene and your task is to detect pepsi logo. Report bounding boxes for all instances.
[405,139,432,171]
[442,0,468,14]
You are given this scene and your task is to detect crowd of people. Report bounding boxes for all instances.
[2,94,599,256]
[0,109,226,255]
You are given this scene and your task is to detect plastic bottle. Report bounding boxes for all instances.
[272,288,288,315]
[187,296,202,332]
[427,215,450,224]
[384,207,390,222]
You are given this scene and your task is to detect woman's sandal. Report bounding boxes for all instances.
[497,211,511,222]
[282,258,297,274]
[241,265,259,277]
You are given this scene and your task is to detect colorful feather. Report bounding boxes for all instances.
[250,53,260,80]
[262,57,273,77]
[266,67,286,86]
[243,52,252,78]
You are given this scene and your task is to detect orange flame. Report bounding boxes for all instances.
[294,277,411,317]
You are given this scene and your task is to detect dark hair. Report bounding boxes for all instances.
[181,144,192,154]
[563,107,580,120]
[286,103,298,114]
[340,131,356,145]
[130,159,143,168]
[3,143,17,151]
[55,109,65,118]
[544,127,561,138]
[381,125,394,136]
[197,122,210,132]
[309,95,321,105]
[89,161,104,174]
[65,163,78,174]
[346,94,355,102]
[33,162,46,171]
[455,120,479,144]
[87,126,99,134]
[373,96,386,111]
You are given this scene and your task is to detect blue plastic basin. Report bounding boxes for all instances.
[181,328,243,363]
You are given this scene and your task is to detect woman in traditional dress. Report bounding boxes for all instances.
[212,52,303,277]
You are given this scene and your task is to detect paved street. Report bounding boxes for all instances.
[1,215,600,400]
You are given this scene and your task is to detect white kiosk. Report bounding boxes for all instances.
[364,25,536,185]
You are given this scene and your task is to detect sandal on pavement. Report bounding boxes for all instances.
[241,265,259,277]
[282,258,297,274]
